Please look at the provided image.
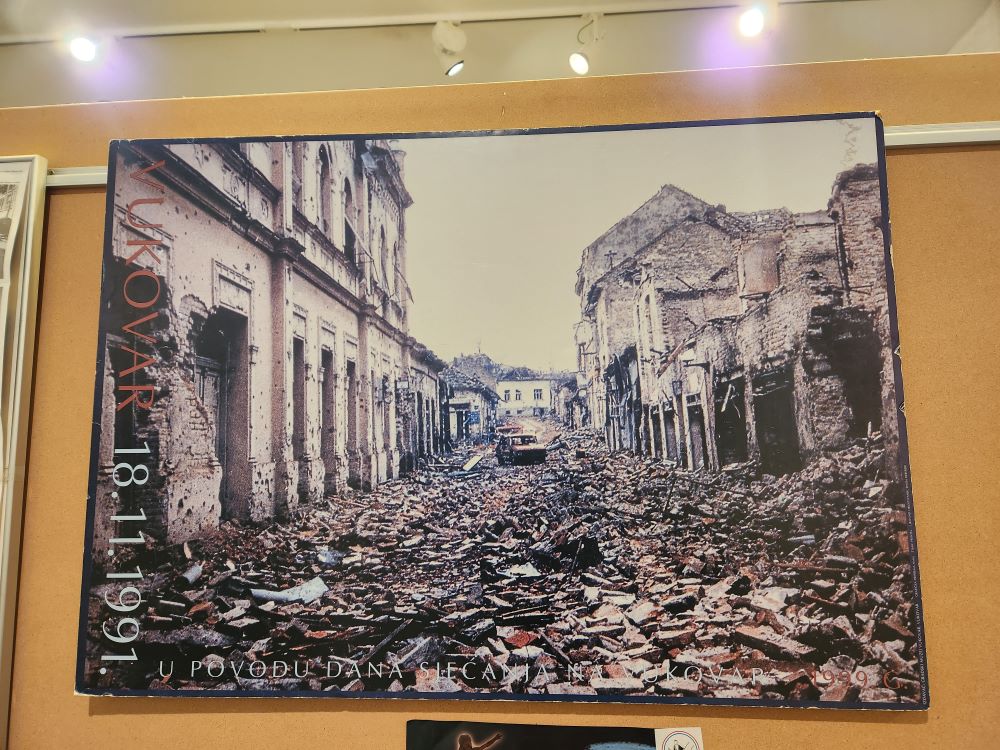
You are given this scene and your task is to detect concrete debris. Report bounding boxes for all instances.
[250,576,329,605]
[84,421,920,703]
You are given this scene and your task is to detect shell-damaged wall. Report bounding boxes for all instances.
[577,164,901,477]
[93,138,444,549]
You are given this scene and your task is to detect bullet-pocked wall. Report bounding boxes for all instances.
[94,137,446,547]
[3,53,1000,749]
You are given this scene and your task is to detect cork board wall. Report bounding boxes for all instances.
[2,52,999,749]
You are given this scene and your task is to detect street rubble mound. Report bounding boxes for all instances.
[86,428,922,703]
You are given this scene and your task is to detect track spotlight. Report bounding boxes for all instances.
[69,36,98,62]
[738,5,767,37]
[569,14,602,76]
[432,21,467,77]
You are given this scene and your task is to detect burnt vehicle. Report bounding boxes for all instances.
[495,433,547,466]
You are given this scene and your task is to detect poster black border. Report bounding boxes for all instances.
[74,110,929,711]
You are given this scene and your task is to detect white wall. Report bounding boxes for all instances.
[950,0,1000,53]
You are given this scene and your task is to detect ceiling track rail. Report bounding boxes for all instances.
[0,1,863,46]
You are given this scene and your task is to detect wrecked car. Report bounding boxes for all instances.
[495,433,547,466]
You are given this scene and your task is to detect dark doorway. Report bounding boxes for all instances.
[381,375,392,453]
[663,408,678,462]
[345,359,360,488]
[416,391,425,457]
[753,372,802,475]
[194,309,250,520]
[715,377,749,465]
[673,396,688,468]
[833,322,884,438]
[454,405,469,440]
[687,401,709,470]
[651,407,663,459]
[292,337,308,498]
[320,348,337,493]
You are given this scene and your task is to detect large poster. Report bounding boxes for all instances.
[77,113,928,709]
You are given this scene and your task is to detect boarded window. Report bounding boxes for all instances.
[740,237,781,296]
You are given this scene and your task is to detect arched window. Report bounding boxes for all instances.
[291,142,304,210]
[343,179,357,265]
[392,241,400,292]
[318,147,331,233]
[379,227,390,292]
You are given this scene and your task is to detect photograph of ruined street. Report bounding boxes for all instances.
[80,114,927,708]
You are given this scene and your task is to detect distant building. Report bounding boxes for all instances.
[450,352,503,390]
[496,366,553,418]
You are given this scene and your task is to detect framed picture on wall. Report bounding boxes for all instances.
[0,154,47,736]
[76,112,928,709]
[406,720,704,750]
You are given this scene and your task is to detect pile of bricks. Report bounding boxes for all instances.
[84,429,921,703]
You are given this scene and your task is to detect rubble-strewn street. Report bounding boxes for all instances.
[87,421,921,703]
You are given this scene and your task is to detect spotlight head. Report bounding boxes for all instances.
[569,51,590,76]
[738,7,766,37]
[445,59,464,77]
[69,36,98,62]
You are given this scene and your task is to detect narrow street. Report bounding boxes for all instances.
[90,423,921,704]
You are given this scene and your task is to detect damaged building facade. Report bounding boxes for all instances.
[97,138,445,545]
[442,367,499,442]
[575,165,898,475]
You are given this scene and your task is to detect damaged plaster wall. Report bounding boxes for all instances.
[576,162,900,479]
[99,137,443,547]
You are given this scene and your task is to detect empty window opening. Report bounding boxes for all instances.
[343,179,357,265]
[318,147,332,233]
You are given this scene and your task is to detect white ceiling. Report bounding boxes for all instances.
[0,1,859,38]
[0,0,996,107]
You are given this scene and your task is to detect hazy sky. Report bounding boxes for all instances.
[402,117,878,371]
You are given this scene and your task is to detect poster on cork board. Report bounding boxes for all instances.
[77,112,928,709]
